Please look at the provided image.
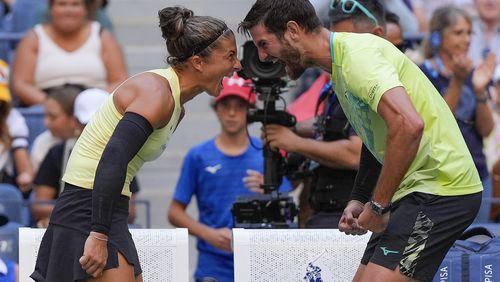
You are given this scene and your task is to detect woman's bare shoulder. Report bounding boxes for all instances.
[113,71,174,127]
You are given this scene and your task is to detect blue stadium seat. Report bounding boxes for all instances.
[0,221,23,262]
[0,183,24,225]
[16,105,47,151]
[10,0,47,34]
[0,0,47,61]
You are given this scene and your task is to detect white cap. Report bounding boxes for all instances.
[494,64,500,84]
[74,88,109,124]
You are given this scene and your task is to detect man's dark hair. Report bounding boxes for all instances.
[329,0,386,29]
[385,11,400,26]
[239,0,322,38]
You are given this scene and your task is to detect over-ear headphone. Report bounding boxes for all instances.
[430,31,441,50]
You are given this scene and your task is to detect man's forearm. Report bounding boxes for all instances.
[292,136,362,169]
[168,205,211,240]
[372,121,423,206]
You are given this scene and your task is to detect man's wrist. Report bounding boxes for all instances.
[90,231,108,241]
[370,199,391,216]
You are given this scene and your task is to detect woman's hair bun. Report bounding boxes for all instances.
[158,6,194,41]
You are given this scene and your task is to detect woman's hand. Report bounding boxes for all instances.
[449,54,473,81]
[79,232,109,278]
[473,52,497,95]
[16,171,33,193]
[339,200,367,235]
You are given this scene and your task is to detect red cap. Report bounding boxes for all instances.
[215,73,256,105]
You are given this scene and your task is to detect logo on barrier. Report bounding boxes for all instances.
[304,249,330,282]
[304,262,323,282]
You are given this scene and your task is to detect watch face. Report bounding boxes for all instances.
[370,200,388,216]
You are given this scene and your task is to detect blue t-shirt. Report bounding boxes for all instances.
[173,137,291,282]
[0,259,16,282]
[420,60,488,179]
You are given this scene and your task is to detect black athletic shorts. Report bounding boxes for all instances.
[360,191,482,282]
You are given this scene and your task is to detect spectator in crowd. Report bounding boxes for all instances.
[420,6,496,222]
[485,65,500,170]
[411,0,476,32]
[385,11,406,52]
[240,0,483,281]
[486,65,500,221]
[31,6,242,281]
[31,88,95,227]
[168,73,291,281]
[266,0,390,228]
[469,0,500,65]
[12,0,127,106]
[36,0,115,33]
[30,85,82,174]
[0,59,33,197]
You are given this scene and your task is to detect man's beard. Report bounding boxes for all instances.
[280,43,306,80]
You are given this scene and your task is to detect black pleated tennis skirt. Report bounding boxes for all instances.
[30,183,142,282]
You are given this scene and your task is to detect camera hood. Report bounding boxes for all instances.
[238,41,286,81]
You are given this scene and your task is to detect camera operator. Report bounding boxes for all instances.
[168,73,291,282]
[265,0,391,228]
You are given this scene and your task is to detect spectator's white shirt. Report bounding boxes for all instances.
[30,130,61,174]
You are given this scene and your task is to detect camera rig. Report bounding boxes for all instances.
[231,41,299,228]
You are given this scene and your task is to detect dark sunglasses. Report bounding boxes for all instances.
[330,0,379,26]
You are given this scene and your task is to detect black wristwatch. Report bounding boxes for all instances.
[370,200,391,216]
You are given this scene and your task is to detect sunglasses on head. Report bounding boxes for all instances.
[330,0,379,26]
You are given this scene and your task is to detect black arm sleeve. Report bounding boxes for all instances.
[349,144,382,203]
[91,112,153,235]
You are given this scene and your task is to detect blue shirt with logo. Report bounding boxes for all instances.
[173,137,291,281]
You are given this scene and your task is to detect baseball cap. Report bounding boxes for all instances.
[74,88,109,124]
[0,60,11,103]
[493,64,500,84]
[215,73,257,105]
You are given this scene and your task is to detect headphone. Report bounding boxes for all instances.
[430,31,441,50]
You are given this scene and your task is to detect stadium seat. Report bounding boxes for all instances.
[0,221,23,262]
[233,228,371,282]
[0,183,24,224]
[16,105,47,151]
[19,228,189,282]
[10,0,47,34]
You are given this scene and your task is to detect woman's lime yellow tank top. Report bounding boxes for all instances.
[62,68,182,197]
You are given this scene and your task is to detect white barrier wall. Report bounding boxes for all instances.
[233,229,371,282]
[18,228,189,282]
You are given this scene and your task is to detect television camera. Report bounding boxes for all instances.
[231,41,300,228]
